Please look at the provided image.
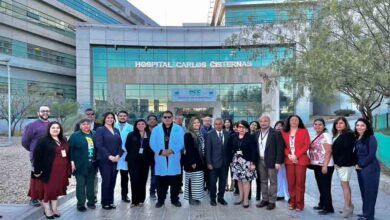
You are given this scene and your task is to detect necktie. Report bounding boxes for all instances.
[219,132,223,144]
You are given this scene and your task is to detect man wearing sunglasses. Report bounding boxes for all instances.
[150,111,184,208]
[74,108,102,132]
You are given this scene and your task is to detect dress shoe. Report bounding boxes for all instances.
[77,206,87,212]
[102,205,111,210]
[357,217,367,220]
[155,202,164,208]
[218,198,228,205]
[210,200,217,206]
[256,200,269,208]
[87,204,96,209]
[357,214,364,217]
[43,211,55,219]
[190,199,200,206]
[318,210,334,215]
[122,196,130,203]
[243,204,250,208]
[276,196,285,201]
[109,204,116,209]
[266,203,276,210]
[171,201,182,207]
[234,201,242,205]
[313,206,323,210]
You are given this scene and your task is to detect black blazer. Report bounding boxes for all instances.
[254,128,285,168]
[205,129,232,168]
[125,131,153,168]
[332,131,356,167]
[32,137,70,183]
[230,133,257,163]
[183,132,205,172]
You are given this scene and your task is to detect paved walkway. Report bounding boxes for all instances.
[2,169,390,220]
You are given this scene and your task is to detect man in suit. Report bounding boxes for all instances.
[205,118,231,206]
[255,115,284,210]
[74,108,102,132]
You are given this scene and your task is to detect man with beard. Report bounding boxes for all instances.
[22,105,51,207]
[114,111,133,203]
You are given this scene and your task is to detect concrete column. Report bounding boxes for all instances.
[261,82,280,125]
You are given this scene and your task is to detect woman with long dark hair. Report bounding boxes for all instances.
[126,119,153,207]
[309,118,334,215]
[29,121,70,219]
[230,120,257,208]
[332,116,356,217]
[95,112,122,210]
[354,118,380,220]
[183,117,205,205]
[281,115,310,211]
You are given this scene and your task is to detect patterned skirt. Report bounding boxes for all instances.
[184,171,204,200]
[231,154,257,182]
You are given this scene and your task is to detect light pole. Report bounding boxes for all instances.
[0,58,11,144]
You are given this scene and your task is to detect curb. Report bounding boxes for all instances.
[15,190,76,220]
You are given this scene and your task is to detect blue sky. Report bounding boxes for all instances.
[129,0,210,26]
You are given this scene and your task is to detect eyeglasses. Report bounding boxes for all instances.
[163,116,172,119]
[86,113,95,116]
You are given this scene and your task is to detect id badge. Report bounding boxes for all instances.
[61,149,67,158]
[237,150,243,155]
[138,148,144,154]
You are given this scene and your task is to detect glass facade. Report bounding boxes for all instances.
[0,0,75,38]
[225,7,289,25]
[0,35,76,68]
[91,45,294,121]
[122,84,261,122]
[57,0,121,24]
[0,77,76,100]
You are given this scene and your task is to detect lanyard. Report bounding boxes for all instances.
[140,132,146,149]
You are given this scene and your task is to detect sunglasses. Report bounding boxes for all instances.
[163,116,172,119]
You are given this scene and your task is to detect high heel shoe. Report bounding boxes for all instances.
[43,211,55,219]
[234,201,242,205]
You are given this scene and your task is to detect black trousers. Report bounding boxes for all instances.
[357,163,380,220]
[98,161,117,206]
[118,170,129,198]
[209,166,228,200]
[313,166,334,212]
[129,164,150,204]
[156,175,181,203]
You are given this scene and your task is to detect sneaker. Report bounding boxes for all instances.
[77,206,87,212]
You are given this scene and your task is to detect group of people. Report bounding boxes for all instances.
[21,106,380,220]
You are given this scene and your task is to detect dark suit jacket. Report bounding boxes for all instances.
[254,128,284,168]
[230,133,257,163]
[183,132,205,172]
[205,129,232,169]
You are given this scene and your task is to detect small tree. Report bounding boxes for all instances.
[0,94,43,136]
[50,99,79,124]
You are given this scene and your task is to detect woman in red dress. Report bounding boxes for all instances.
[281,115,310,211]
[29,121,70,219]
